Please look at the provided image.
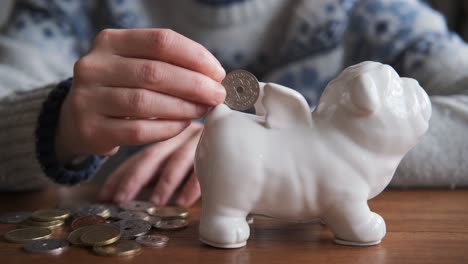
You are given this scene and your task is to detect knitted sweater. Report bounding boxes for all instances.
[1,0,468,190]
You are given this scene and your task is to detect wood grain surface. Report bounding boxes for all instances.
[0,185,467,264]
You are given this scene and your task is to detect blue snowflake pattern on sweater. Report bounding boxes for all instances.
[346,0,420,64]
[280,0,354,63]
[3,0,465,185]
[395,32,464,76]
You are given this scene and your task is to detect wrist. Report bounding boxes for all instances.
[55,96,83,165]
[35,78,104,185]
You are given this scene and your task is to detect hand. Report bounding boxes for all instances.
[55,29,225,162]
[99,122,204,207]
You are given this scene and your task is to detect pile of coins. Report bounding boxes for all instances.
[0,201,189,257]
[222,69,260,111]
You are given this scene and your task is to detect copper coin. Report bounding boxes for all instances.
[71,215,107,230]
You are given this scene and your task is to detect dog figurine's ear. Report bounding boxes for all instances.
[349,73,380,115]
[262,83,312,129]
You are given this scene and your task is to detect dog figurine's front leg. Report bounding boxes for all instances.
[322,199,386,246]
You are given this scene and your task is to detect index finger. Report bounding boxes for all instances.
[94,28,225,82]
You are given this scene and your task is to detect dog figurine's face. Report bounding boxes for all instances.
[315,61,432,155]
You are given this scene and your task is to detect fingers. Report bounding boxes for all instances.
[99,123,200,202]
[101,119,190,149]
[92,28,225,82]
[97,57,226,106]
[150,128,201,206]
[96,86,209,119]
[99,147,159,202]
[176,172,201,207]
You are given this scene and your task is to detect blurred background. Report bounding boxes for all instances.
[1,0,468,40]
[0,0,13,27]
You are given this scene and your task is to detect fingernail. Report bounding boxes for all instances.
[213,60,226,81]
[152,195,161,206]
[176,197,186,206]
[115,192,126,203]
[98,192,108,201]
[213,84,226,105]
[195,104,209,116]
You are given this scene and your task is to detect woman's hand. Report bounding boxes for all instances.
[55,29,225,162]
[99,122,204,207]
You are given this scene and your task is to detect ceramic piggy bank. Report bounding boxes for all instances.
[195,61,432,248]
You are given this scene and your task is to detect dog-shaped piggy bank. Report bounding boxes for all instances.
[195,61,432,248]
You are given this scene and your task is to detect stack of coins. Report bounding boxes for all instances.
[1,201,190,257]
[147,206,189,230]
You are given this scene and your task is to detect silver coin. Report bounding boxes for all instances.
[246,214,254,224]
[136,235,169,248]
[74,205,110,218]
[119,201,155,212]
[146,216,162,228]
[23,239,69,255]
[154,219,188,230]
[117,211,150,221]
[0,212,31,224]
[222,69,260,111]
[114,219,152,239]
[95,203,120,218]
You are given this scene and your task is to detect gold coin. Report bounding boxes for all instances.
[80,224,121,247]
[31,209,70,221]
[4,227,52,243]
[67,225,101,246]
[22,219,65,229]
[146,206,188,219]
[93,240,141,257]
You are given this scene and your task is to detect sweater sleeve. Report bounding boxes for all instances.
[345,0,468,187]
[0,0,99,190]
[0,85,53,190]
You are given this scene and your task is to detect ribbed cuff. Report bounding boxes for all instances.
[35,78,104,185]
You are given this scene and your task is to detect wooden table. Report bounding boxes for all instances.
[0,185,467,264]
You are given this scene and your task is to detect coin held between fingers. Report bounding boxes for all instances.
[222,69,259,111]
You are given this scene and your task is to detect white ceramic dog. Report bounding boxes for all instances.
[195,61,432,248]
